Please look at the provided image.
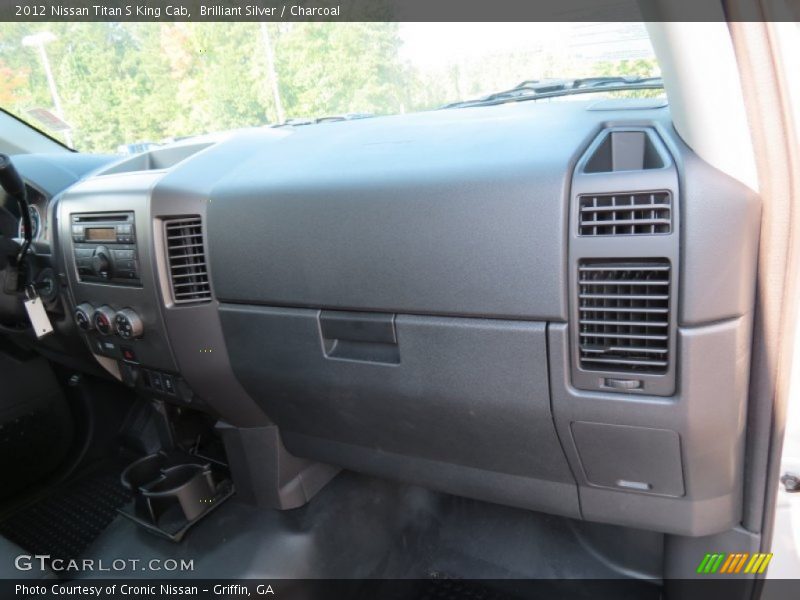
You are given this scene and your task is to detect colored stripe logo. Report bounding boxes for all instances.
[696,553,773,574]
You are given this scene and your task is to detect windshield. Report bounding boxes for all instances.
[0,22,661,153]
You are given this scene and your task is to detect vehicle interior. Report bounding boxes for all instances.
[0,8,798,600]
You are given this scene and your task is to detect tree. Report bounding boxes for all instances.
[274,23,407,118]
[0,59,29,105]
[0,23,664,153]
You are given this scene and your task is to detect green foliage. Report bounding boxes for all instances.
[591,58,662,99]
[593,58,659,78]
[0,24,662,153]
[274,23,406,118]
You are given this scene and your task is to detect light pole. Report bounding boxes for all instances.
[259,23,285,124]
[22,31,73,147]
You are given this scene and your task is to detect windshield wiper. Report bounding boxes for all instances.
[440,76,664,109]
[272,113,374,128]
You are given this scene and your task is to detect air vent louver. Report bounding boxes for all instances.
[579,192,671,236]
[578,260,670,374]
[165,216,211,304]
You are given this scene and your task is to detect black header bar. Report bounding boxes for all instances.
[1,0,798,22]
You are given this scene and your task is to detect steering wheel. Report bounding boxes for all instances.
[0,155,33,327]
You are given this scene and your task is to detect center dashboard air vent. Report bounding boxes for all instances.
[164,216,211,304]
[578,260,670,374]
[579,192,671,236]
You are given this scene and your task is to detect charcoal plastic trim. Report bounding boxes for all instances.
[570,126,680,397]
[218,304,580,517]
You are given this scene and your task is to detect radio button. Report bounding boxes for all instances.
[90,246,112,278]
[115,259,136,270]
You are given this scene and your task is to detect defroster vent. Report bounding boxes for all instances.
[579,192,671,236]
[578,260,670,374]
[165,217,211,304]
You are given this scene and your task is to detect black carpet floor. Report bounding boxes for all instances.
[0,461,131,566]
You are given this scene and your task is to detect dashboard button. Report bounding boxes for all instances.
[120,346,137,362]
[119,362,139,387]
[162,375,176,396]
[149,371,163,392]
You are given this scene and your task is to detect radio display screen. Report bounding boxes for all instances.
[85,227,116,242]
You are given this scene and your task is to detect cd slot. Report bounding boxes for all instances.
[73,213,132,223]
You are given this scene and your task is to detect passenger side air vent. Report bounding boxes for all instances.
[164,216,211,304]
[578,260,670,374]
[579,192,671,236]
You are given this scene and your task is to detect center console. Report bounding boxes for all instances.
[55,171,186,402]
[54,143,272,429]
[53,146,333,515]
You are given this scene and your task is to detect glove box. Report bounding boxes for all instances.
[219,305,580,517]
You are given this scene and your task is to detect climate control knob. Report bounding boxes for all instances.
[92,305,116,336]
[114,308,143,340]
[74,303,95,331]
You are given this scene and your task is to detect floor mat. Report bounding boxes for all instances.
[0,462,131,566]
[78,471,663,583]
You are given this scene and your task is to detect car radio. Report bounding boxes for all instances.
[71,212,141,285]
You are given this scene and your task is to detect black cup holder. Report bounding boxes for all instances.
[118,450,234,541]
[121,452,170,491]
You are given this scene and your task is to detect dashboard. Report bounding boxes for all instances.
[3,98,761,538]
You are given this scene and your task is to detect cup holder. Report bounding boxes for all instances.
[142,464,216,522]
[118,450,234,541]
[121,452,169,491]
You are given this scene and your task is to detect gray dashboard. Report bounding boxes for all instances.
[18,97,761,537]
[207,105,574,320]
